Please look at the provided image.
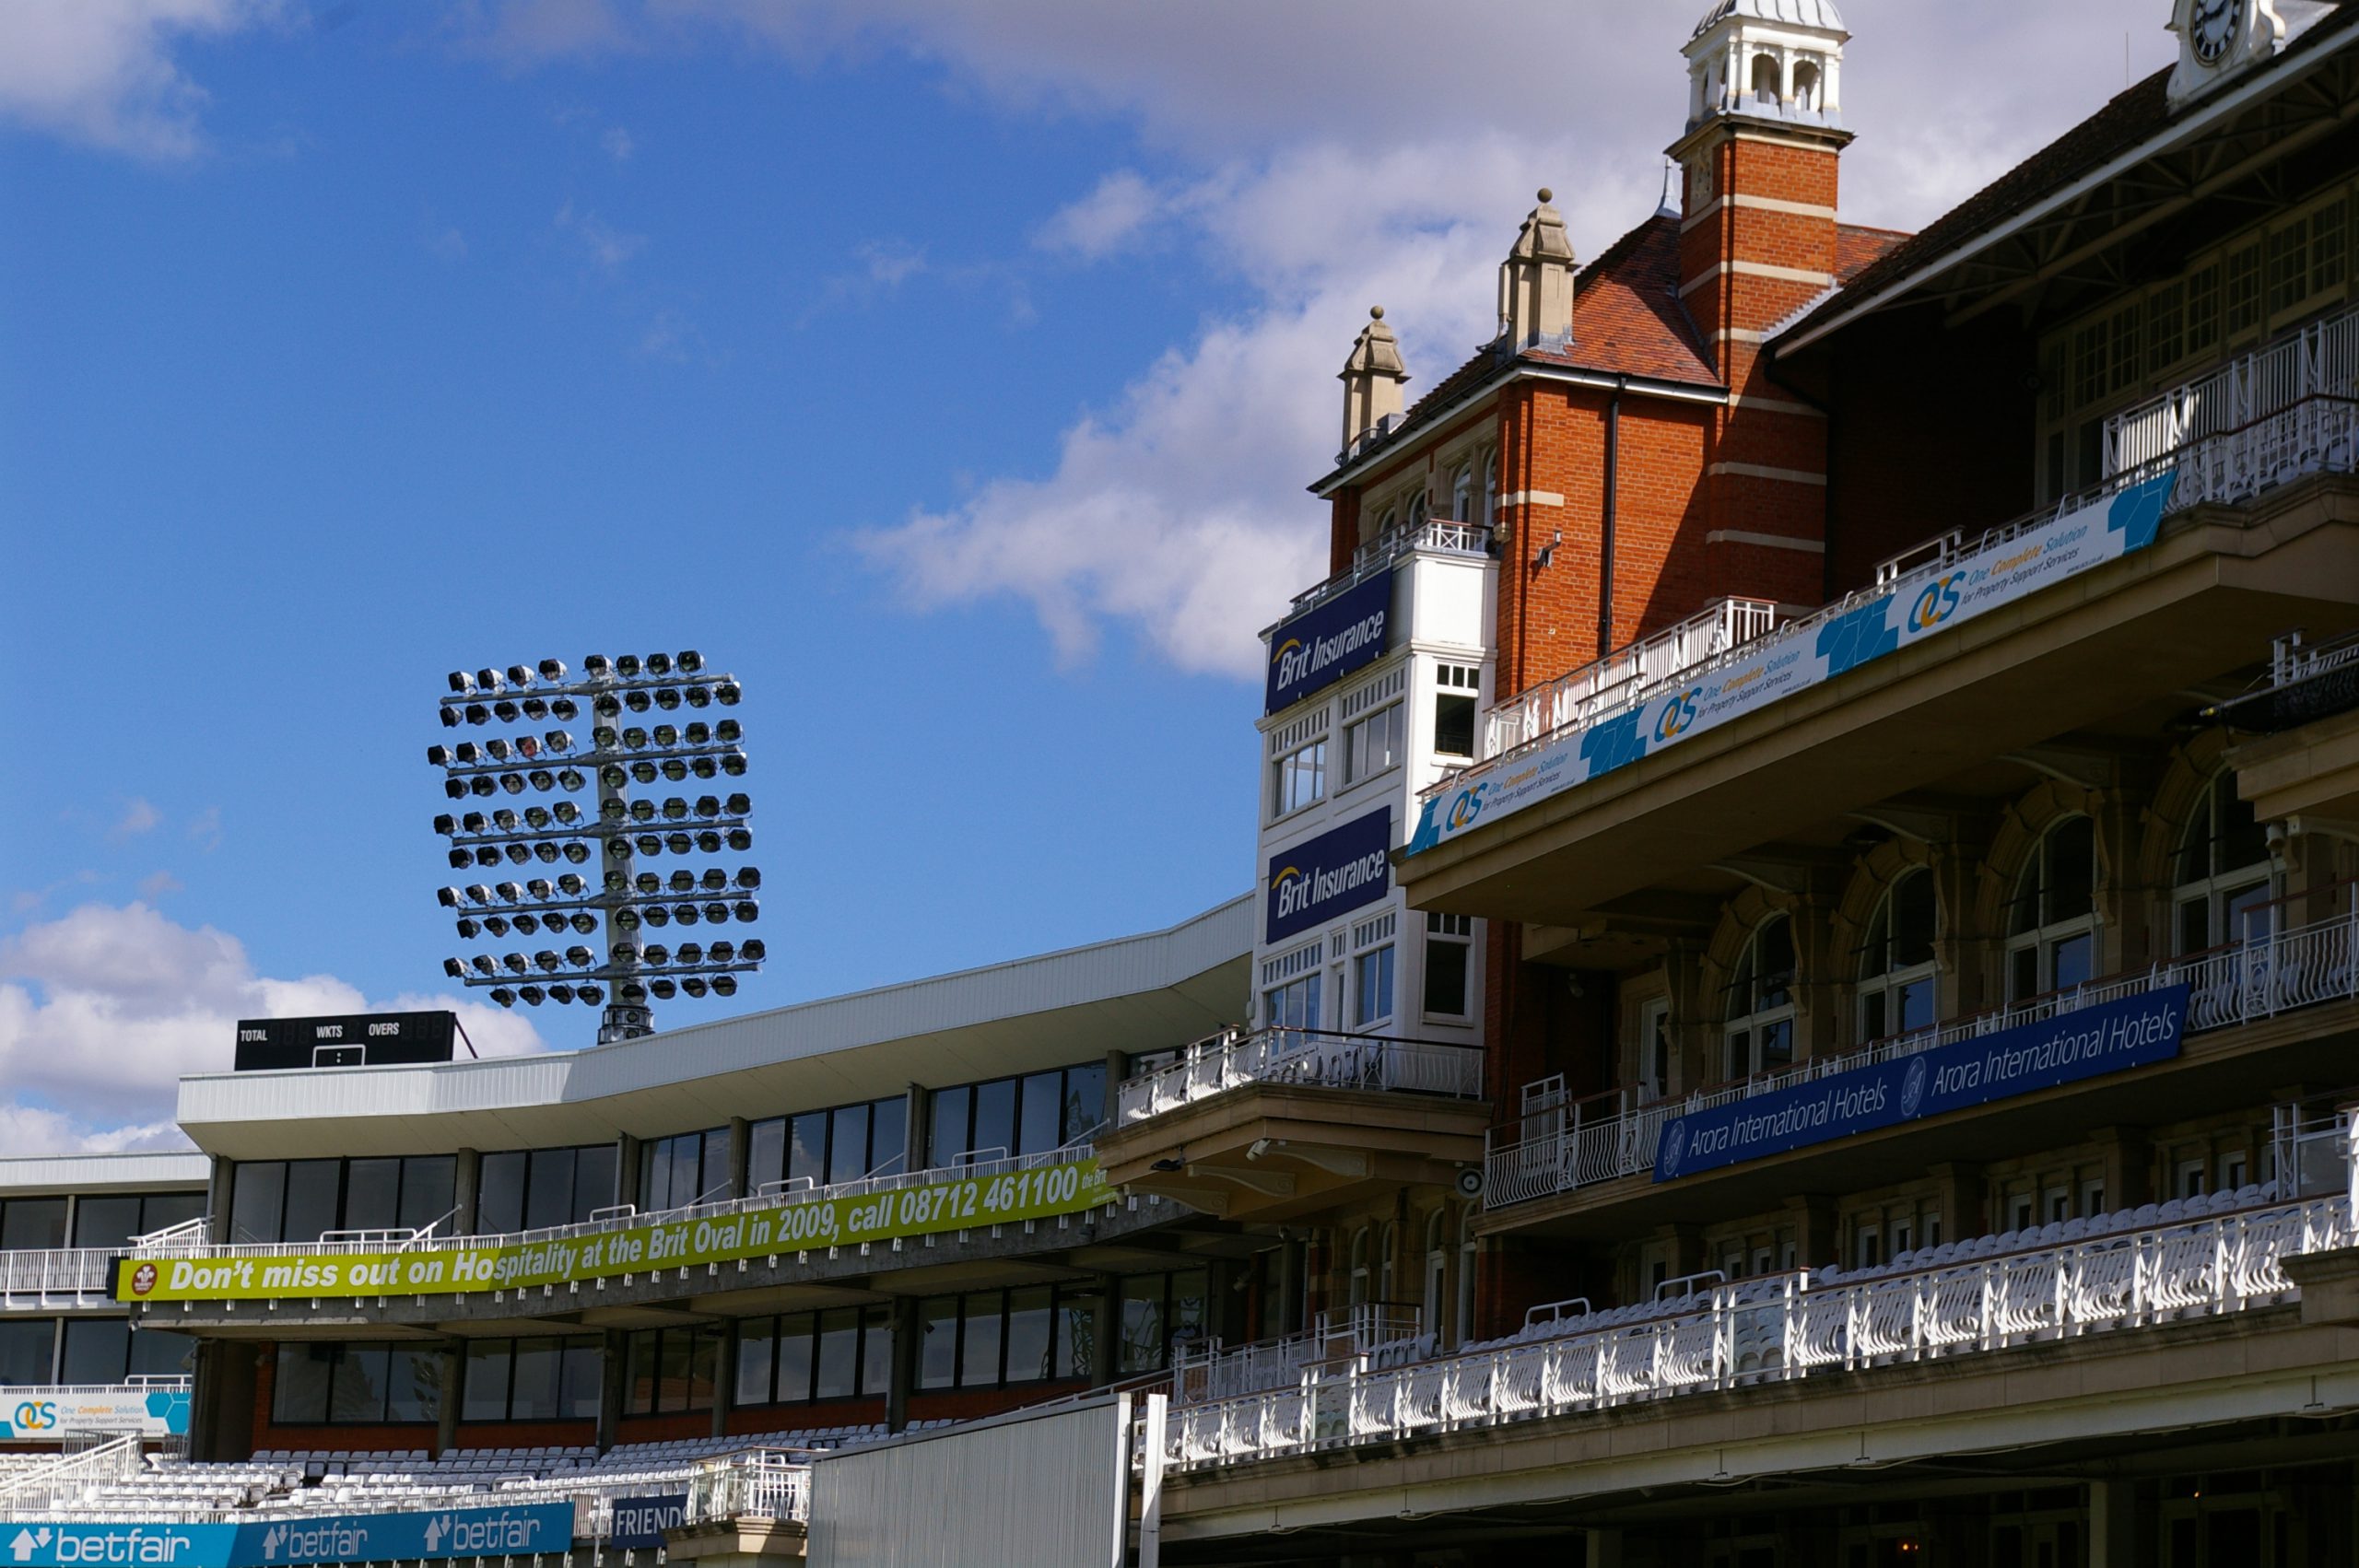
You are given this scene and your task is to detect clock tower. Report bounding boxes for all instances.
[2168,0,2289,104]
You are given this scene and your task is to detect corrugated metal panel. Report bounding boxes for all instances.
[809,1399,1123,1568]
[176,895,1252,1157]
[0,1152,211,1198]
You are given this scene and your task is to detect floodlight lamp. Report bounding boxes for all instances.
[677,650,704,675]
[449,671,475,695]
[502,952,529,974]
[521,985,545,1006]
[712,975,737,998]
[651,978,678,1000]
[606,838,634,861]
[487,737,512,763]
[512,914,539,935]
[495,882,522,902]
[447,848,471,870]
[554,801,582,825]
[676,942,703,965]
[662,797,688,822]
[642,905,670,928]
[550,983,575,1004]
[491,988,517,1008]
[526,769,555,792]
[690,758,718,781]
[522,697,549,722]
[433,813,458,837]
[428,745,454,767]
[459,811,487,834]
[443,957,465,978]
[534,949,561,972]
[664,833,693,856]
[444,779,469,801]
[635,871,662,895]
[616,655,642,678]
[471,846,499,868]
[454,742,482,766]
[683,977,710,999]
[703,902,730,923]
[464,884,492,904]
[709,941,734,963]
[516,735,540,760]
[685,722,710,746]
[584,653,612,679]
[546,730,573,754]
[646,652,673,676]
[469,777,497,798]
[629,762,657,786]
[579,984,604,1004]
[594,692,623,720]
[716,682,742,706]
[628,799,655,824]
[440,707,462,729]
[694,796,720,819]
[653,724,679,748]
[464,703,490,726]
[741,940,766,963]
[532,842,558,864]
[643,943,670,965]
[493,699,522,724]
[684,685,711,709]
[524,805,551,830]
[593,726,620,752]
[507,664,534,688]
[503,844,532,866]
[616,908,641,932]
[482,911,510,934]
[600,799,626,824]
[673,903,701,925]
[525,877,553,899]
[721,755,747,778]
[653,687,682,711]
[455,918,481,939]
[565,945,593,966]
[538,658,569,683]
[736,868,761,890]
[613,942,640,965]
[471,954,497,976]
[617,726,645,751]
[493,808,520,832]
[558,767,587,793]
[601,765,628,790]
[699,868,726,894]
[499,773,527,795]
[604,869,630,894]
[661,760,688,783]
[562,842,592,865]
[557,872,584,895]
[625,689,652,713]
[438,886,463,908]
[571,912,597,935]
[619,983,649,1007]
[725,792,751,816]
[476,668,504,693]
[551,698,580,722]
[734,899,759,923]
[716,720,743,744]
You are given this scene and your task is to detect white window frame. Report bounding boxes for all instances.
[1260,941,1323,1033]
[2005,816,2099,1001]
[1856,867,1938,1044]
[1339,666,1408,790]
[1723,914,1798,1081]
[1421,911,1474,1023]
[2172,770,2272,954]
[1352,912,1397,1029]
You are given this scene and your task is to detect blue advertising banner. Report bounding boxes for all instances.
[1652,986,2189,1183]
[1409,473,2178,855]
[1266,808,1391,945]
[1265,569,1392,715]
[607,1494,687,1550]
[4,1504,577,1568]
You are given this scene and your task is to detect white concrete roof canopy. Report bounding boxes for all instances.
[0,1152,210,1199]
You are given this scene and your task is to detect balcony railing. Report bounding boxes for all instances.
[2107,302,2359,476]
[685,1451,813,1526]
[1155,1156,2359,1474]
[1485,892,2359,1211]
[1480,597,1789,761]
[1114,1028,1485,1128]
[1171,1305,1427,1406]
[0,1248,120,1308]
[1280,518,1492,620]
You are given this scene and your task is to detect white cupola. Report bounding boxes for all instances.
[1339,306,1410,458]
[1497,188,1577,351]
[1684,0,1848,132]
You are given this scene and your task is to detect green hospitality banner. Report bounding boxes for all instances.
[117,1157,1113,1303]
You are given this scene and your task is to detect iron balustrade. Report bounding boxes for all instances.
[1276,519,1492,622]
[685,1450,813,1526]
[0,1249,120,1308]
[1114,1029,1485,1127]
[1480,597,1788,761]
[1156,1167,2359,1474]
[2107,303,2359,476]
[1171,1305,1428,1406]
[1485,895,2359,1211]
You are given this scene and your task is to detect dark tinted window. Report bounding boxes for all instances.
[475,1152,526,1235]
[229,1164,285,1246]
[70,1198,144,1251]
[0,1319,53,1386]
[59,1319,129,1385]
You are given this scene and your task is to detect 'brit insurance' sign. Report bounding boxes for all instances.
[1265,568,1392,715]
[1652,986,2189,1182]
[1266,807,1391,945]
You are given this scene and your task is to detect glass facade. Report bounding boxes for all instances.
[916,1285,1101,1391]
[925,1062,1105,1168]
[476,1144,617,1235]
[271,1343,446,1425]
[747,1097,909,1194]
[462,1338,601,1422]
[230,1157,458,1245]
[622,1326,722,1415]
[638,1129,733,1213]
[67,1193,205,1250]
[734,1308,894,1406]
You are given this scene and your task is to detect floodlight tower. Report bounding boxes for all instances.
[427,651,763,1044]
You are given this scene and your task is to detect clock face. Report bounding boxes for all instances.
[2191,0,2241,64]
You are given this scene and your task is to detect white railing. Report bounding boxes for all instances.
[0,1248,118,1306]
[134,1142,1103,1270]
[2107,303,2359,475]
[685,1452,812,1525]
[0,1435,145,1513]
[1480,597,1787,760]
[1157,1173,2358,1473]
[1171,1305,1426,1406]
[1485,895,2359,1210]
[1280,518,1492,620]
[1115,1029,1485,1127]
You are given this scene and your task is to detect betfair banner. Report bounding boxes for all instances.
[1407,472,2179,855]
[116,1157,1112,1304]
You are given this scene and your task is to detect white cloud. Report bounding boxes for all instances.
[111,796,162,841]
[137,870,184,899]
[0,0,283,158]
[186,805,222,852]
[0,901,545,1150]
[556,200,646,271]
[1036,169,1160,260]
[602,124,635,161]
[0,1102,193,1156]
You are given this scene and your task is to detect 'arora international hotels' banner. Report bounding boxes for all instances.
[1408,473,2179,855]
[119,1156,1111,1305]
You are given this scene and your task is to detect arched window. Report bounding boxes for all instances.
[1751,53,1782,104]
[1482,454,1497,528]
[1858,869,1937,1040]
[1346,1227,1372,1310]
[1377,1221,1399,1305]
[1449,465,1473,524]
[1421,1211,1447,1341]
[1405,489,1428,529]
[1791,59,1822,112]
[2175,772,2271,952]
[2006,816,2097,1000]
[1724,915,1797,1079]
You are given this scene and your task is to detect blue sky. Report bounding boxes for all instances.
[0,0,2182,1149]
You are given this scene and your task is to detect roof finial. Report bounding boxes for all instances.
[1658,158,1680,217]
[1370,305,1384,321]
[1537,187,1554,205]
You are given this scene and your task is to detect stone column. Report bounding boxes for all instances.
[1783,1194,1839,1270]
[1929,1163,1985,1244]
[1089,1274,1123,1387]
[711,1320,734,1440]
[2095,1127,2154,1211]
[451,1149,481,1234]
[2088,1479,2142,1566]
[886,1297,921,1433]
[597,1328,628,1454]
[434,1342,462,1456]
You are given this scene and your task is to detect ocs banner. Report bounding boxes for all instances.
[1653,986,2189,1183]
[118,1157,1111,1304]
[1265,807,1391,945]
[0,1387,190,1441]
[1,1504,573,1568]
[1409,473,2178,855]
[1265,569,1392,715]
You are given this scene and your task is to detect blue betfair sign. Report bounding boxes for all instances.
[608,1493,687,1550]
[1652,986,2189,1183]
[3,1504,576,1568]
[1264,569,1393,715]
[1265,807,1391,945]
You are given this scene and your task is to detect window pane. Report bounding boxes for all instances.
[1756,919,1794,1008]
[1898,976,1935,1034]
[1862,989,1888,1043]
[625,1331,658,1416]
[229,1164,284,1246]
[509,1339,561,1421]
[2011,944,2039,1001]
[2046,818,2095,923]
[559,1343,601,1420]
[385,1346,440,1423]
[736,1321,776,1407]
[657,1329,694,1412]
[60,1318,129,1386]
[688,1328,719,1412]
[342,1158,401,1235]
[1018,1073,1062,1157]
[776,1316,814,1404]
[273,1344,332,1424]
[789,1113,828,1188]
[970,1080,1016,1164]
[929,1088,969,1170]
[1061,1065,1105,1144]
[139,1193,205,1238]
[399,1157,457,1235]
[2179,895,2212,955]
[127,1328,194,1383]
[639,1139,669,1212]
[1120,1277,1166,1375]
[748,1119,788,1191]
[525,1149,577,1232]
[464,1343,512,1422]
[672,1132,707,1206]
[703,1130,733,1199]
[282,1160,340,1243]
[860,1307,893,1396]
[1423,935,1470,1016]
[476,1153,527,1236]
[1893,872,1936,965]
[2053,931,2094,992]
[1434,694,1474,757]
[868,1097,909,1176]
[1170,1271,1208,1350]
[816,1309,859,1399]
[331,1346,388,1423]
[830,1104,871,1186]
[1355,944,1394,1025]
[1004,1288,1053,1384]
[918,1298,958,1390]
[0,1320,54,1387]
[573,1144,616,1223]
[1056,1293,1100,1381]
[958,1295,1003,1387]
[1758,1019,1793,1072]
[71,1197,143,1251]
